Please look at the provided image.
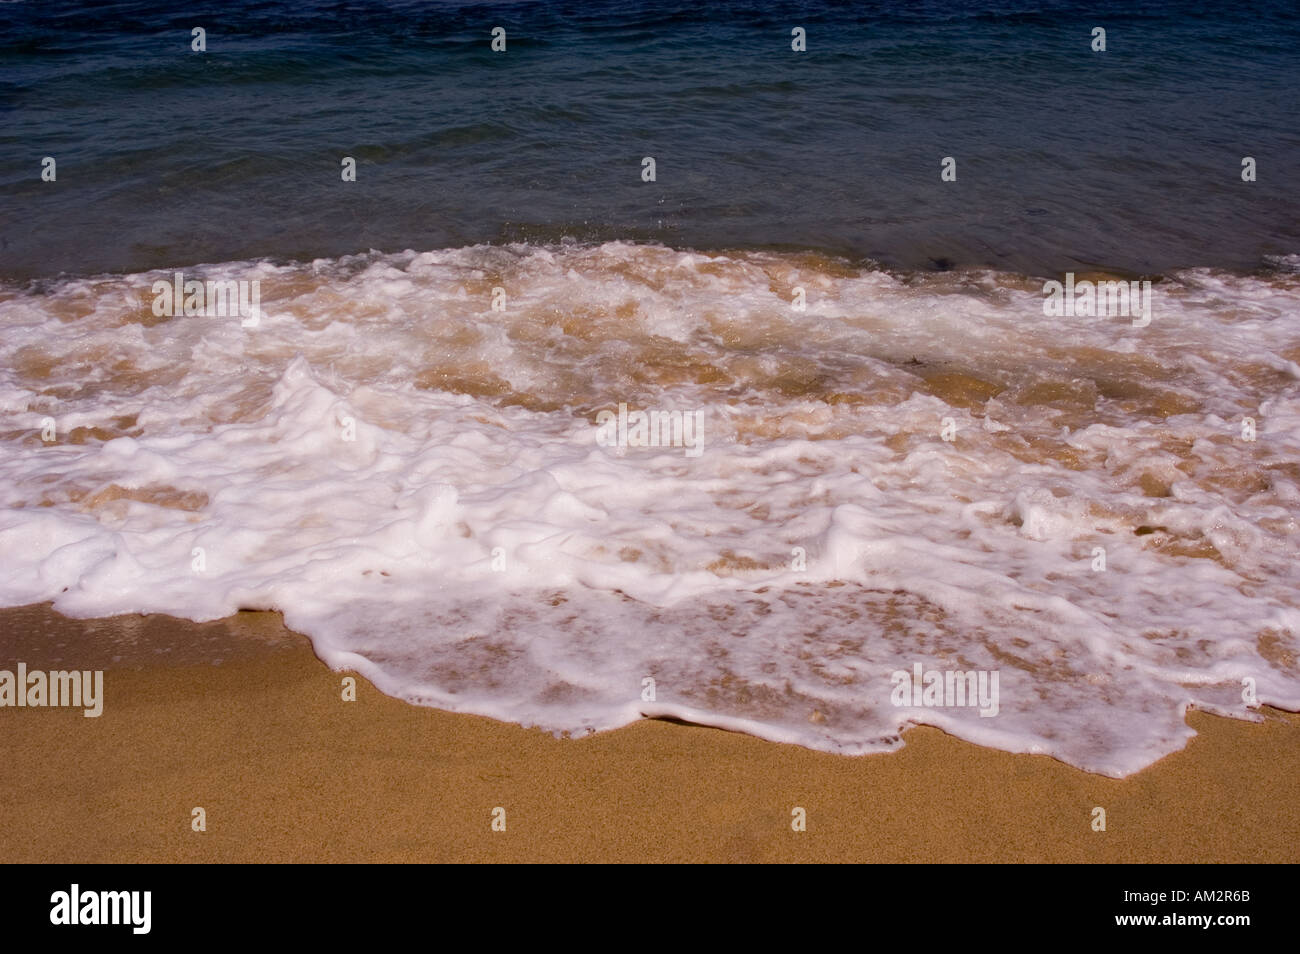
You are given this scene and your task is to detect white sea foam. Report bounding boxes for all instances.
[1,242,1298,775]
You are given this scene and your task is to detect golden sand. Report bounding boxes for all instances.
[1,604,1296,863]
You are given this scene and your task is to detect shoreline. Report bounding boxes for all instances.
[5,239,1297,289]
[2,604,1297,863]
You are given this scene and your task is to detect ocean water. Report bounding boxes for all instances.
[1,1,1299,776]
[3,0,1299,277]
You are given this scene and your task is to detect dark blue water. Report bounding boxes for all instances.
[2,0,1298,279]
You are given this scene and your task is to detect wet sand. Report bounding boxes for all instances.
[1,603,1296,863]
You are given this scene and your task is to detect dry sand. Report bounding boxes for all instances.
[1,603,1297,863]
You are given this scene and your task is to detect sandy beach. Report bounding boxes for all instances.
[1,603,1296,864]
[4,0,1299,883]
